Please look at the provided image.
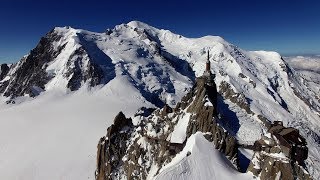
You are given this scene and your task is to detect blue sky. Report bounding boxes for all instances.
[0,0,319,63]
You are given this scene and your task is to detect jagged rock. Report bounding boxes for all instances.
[134,107,156,117]
[247,121,311,179]
[0,64,10,94]
[96,76,240,179]
[249,79,256,88]
[238,73,246,78]
[96,112,133,180]
[96,137,107,180]
[1,30,63,98]
[0,64,9,80]
[161,104,173,117]
[219,81,253,114]
[185,77,238,162]
[257,114,272,129]
[65,46,105,91]
[247,153,311,180]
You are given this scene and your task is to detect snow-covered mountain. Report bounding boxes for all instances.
[0,21,319,179]
[0,23,193,106]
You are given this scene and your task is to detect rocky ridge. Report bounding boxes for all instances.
[96,74,312,179]
[95,76,240,179]
[243,120,310,179]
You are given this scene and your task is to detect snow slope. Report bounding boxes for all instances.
[0,21,319,179]
[170,112,191,143]
[156,132,253,180]
[0,81,153,179]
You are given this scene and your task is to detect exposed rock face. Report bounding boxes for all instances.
[65,47,106,91]
[185,77,238,162]
[248,153,311,180]
[95,76,240,179]
[219,81,253,114]
[96,107,177,179]
[0,28,114,99]
[0,64,9,81]
[96,112,134,180]
[247,121,311,179]
[0,31,62,97]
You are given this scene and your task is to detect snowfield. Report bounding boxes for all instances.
[0,21,319,179]
[156,132,253,180]
[170,112,191,144]
[0,82,153,179]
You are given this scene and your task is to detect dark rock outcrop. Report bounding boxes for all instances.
[219,81,253,114]
[96,108,176,179]
[1,30,63,98]
[0,64,9,80]
[95,76,240,179]
[185,77,238,162]
[247,153,311,180]
[96,112,133,180]
[248,153,312,180]
[65,47,106,91]
[247,121,311,179]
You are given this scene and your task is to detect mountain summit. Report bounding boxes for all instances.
[0,21,319,179]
